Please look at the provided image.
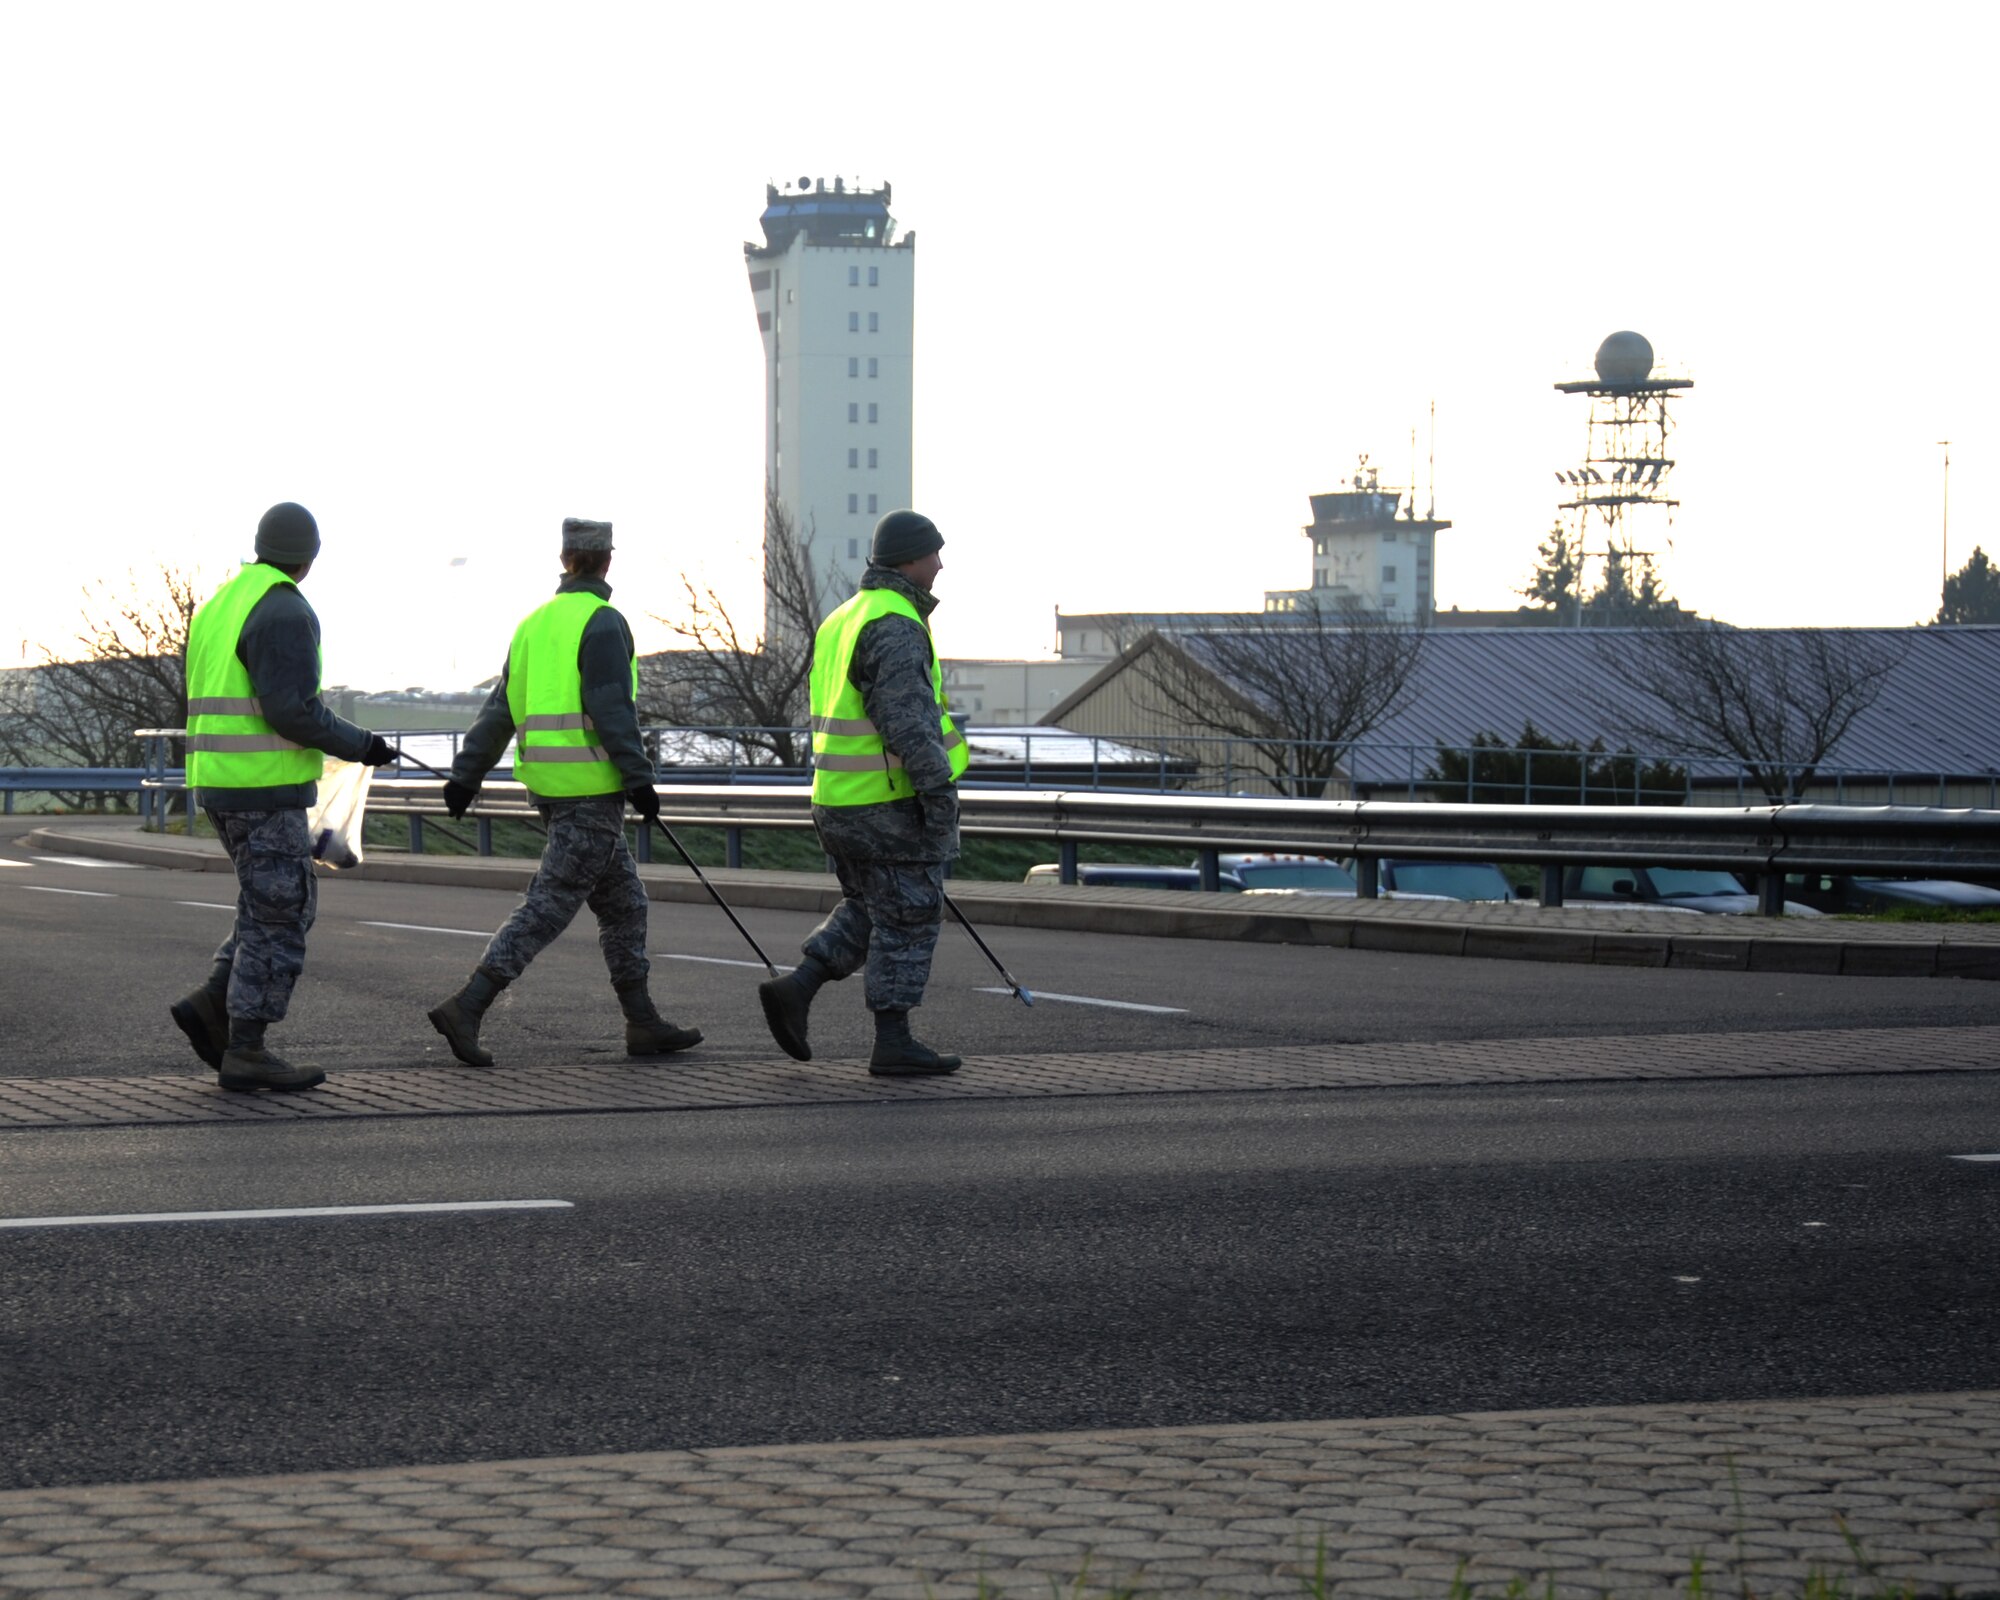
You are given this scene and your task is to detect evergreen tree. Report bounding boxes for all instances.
[1938,546,2000,624]
[1522,527,1683,625]
[1520,523,1583,618]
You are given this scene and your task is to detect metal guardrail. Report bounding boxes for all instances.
[114,727,2000,806]
[90,731,2000,918]
[0,768,151,815]
[343,776,2000,918]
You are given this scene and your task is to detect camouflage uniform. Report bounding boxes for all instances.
[452,571,659,992]
[479,795,649,987]
[802,567,961,1012]
[186,569,373,1035]
[206,808,319,1022]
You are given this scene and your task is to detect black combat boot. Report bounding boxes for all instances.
[169,959,232,1070]
[757,955,834,1062]
[868,1008,962,1077]
[614,977,703,1058]
[217,1018,326,1092]
[427,966,508,1068]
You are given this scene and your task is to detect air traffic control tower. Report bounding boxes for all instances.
[745,178,915,635]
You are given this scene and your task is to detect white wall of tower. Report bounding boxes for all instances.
[748,231,914,630]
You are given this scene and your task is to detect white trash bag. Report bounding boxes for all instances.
[307,758,375,870]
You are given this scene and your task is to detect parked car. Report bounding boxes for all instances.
[1211,853,1358,893]
[1781,872,2000,914]
[1024,853,1470,903]
[1563,863,1824,917]
[1368,858,1521,902]
[1022,864,1228,891]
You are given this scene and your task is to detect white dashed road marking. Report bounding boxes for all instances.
[177,901,237,911]
[31,855,141,869]
[974,987,1187,1014]
[0,1200,576,1230]
[20,885,116,899]
[657,953,793,971]
[0,859,26,868]
[361,921,493,938]
[1950,1153,2000,1162]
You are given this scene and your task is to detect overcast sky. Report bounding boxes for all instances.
[2,1,1992,689]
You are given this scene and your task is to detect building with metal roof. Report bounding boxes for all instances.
[1043,624,2000,805]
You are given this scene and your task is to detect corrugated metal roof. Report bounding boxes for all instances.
[1176,625,2000,779]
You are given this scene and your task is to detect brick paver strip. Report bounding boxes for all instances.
[1,1393,1995,1597]
[0,1024,1995,1132]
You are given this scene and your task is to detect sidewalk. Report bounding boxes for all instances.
[1,1392,1995,1598]
[26,822,2000,981]
[3,1023,1996,1132]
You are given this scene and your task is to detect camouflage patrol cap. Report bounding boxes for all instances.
[561,517,614,552]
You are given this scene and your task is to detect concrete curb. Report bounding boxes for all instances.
[27,825,2000,981]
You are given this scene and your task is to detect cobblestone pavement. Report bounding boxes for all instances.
[0,1392,1995,1598]
[0,1023,1995,1132]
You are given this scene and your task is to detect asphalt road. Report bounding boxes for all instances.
[3,1073,1997,1489]
[5,821,1998,1493]
[6,828,2000,1079]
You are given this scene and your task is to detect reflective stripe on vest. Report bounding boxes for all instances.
[504,591,637,797]
[184,565,323,792]
[808,587,970,806]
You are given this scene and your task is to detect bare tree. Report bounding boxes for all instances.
[1593,625,1910,800]
[1123,601,1426,796]
[0,567,202,806]
[643,484,840,768]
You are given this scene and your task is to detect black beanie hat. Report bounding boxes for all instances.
[869,509,943,566]
[255,502,321,564]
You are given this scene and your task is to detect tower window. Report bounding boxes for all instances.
[867,448,878,468]
[848,311,859,333]
[1382,565,1398,583]
[848,448,859,468]
[848,494,859,514]
[867,311,879,333]
[867,402,878,423]
[848,538,859,559]
[868,357,878,378]
[848,266,859,286]
[848,402,859,423]
[867,494,878,515]
[868,265,879,287]
[848,357,858,377]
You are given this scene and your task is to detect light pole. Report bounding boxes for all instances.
[1938,440,1952,612]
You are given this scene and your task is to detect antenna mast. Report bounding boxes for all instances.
[1427,399,1437,520]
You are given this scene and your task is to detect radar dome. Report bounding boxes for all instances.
[1594,330,1655,387]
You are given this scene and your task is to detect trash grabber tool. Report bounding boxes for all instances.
[943,891,1034,1007]
[651,815,782,980]
[389,745,549,838]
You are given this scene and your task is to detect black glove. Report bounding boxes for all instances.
[917,788,961,854]
[626,783,661,822]
[360,734,398,767]
[443,780,477,821]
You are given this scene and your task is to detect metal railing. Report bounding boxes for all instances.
[56,730,2000,920]
[110,727,2000,808]
[329,776,2000,919]
[0,768,152,815]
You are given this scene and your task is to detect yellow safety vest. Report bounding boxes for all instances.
[505,590,638,798]
[185,564,324,792]
[810,587,969,806]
